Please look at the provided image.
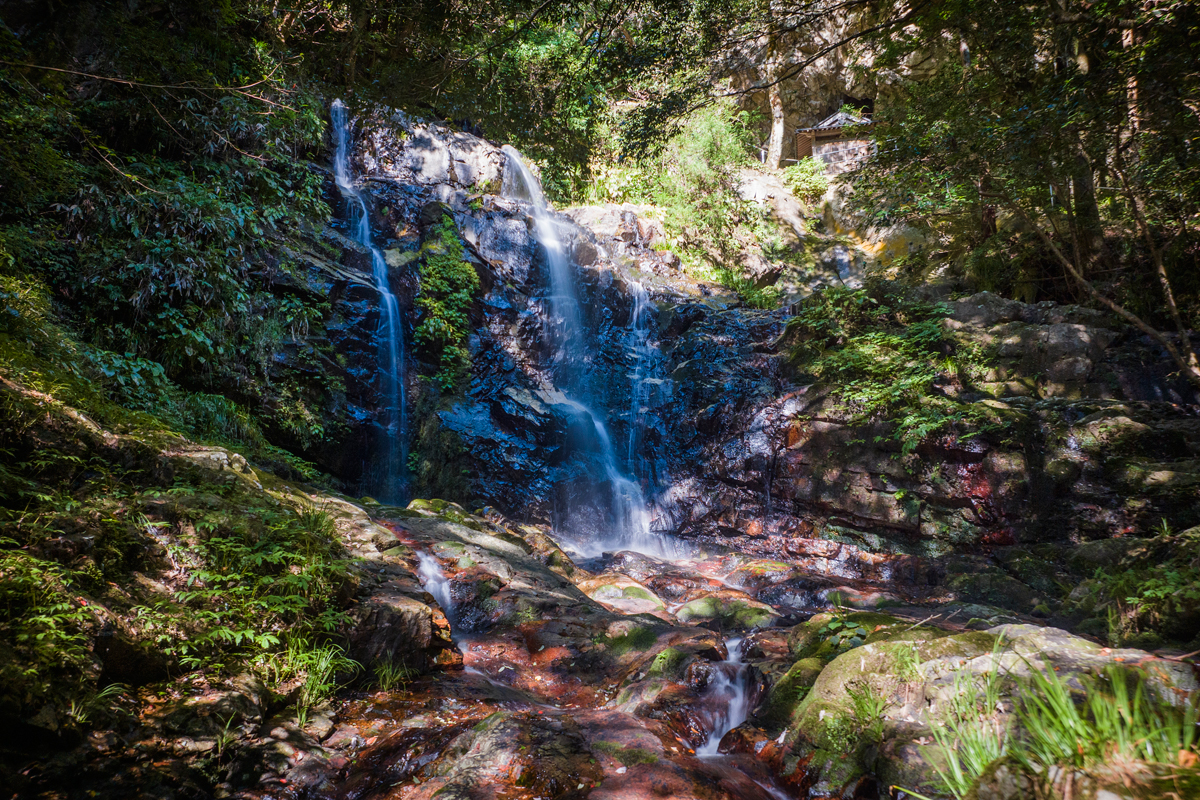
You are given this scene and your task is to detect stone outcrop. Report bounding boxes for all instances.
[320,108,1199,641]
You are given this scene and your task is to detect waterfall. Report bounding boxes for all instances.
[331,100,408,503]
[626,281,656,486]
[501,146,668,559]
[697,637,752,756]
[416,551,455,623]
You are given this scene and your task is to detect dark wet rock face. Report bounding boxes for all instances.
[204,111,1200,799]
[318,106,1199,583]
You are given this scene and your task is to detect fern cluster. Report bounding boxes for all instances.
[414,214,482,392]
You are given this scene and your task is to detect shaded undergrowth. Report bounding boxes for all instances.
[783,284,998,452]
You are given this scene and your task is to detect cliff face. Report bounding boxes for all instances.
[718,8,945,161]
[333,109,1200,596]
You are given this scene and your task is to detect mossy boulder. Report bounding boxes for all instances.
[577,574,666,615]
[782,627,1001,797]
[759,657,823,727]
[675,590,779,631]
[945,556,1041,611]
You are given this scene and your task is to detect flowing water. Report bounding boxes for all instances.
[331,99,408,503]
[416,551,455,624]
[625,281,659,490]
[697,637,753,756]
[324,145,786,800]
[501,146,672,559]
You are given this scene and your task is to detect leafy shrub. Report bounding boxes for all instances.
[587,103,781,305]
[414,215,481,391]
[1066,524,1200,648]
[781,158,830,203]
[784,285,993,451]
[0,551,94,713]
[166,501,352,658]
[0,32,344,462]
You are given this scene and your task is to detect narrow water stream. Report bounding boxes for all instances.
[331,100,408,503]
[500,146,669,559]
[697,637,752,756]
[415,551,454,624]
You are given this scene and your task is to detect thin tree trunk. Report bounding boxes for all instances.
[764,25,786,170]
[1072,147,1103,271]
[766,65,785,169]
[1122,27,1141,133]
[1112,145,1200,378]
[344,1,372,88]
[992,190,1200,391]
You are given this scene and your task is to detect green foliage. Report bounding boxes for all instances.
[65,683,129,727]
[847,681,888,744]
[785,285,994,452]
[161,502,351,658]
[819,616,869,650]
[414,215,481,391]
[589,103,753,259]
[924,660,1008,800]
[0,375,357,722]
[373,658,419,692]
[893,644,922,684]
[855,1,1200,326]
[588,103,792,306]
[906,643,1198,800]
[961,234,1044,303]
[0,21,344,465]
[710,266,784,310]
[780,158,829,204]
[593,741,659,765]
[1015,663,1198,789]
[294,641,360,717]
[1067,525,1200,648]
[0,551,95,711]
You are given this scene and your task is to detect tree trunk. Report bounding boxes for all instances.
[344,1,372,88]
[766,78,785,169]
[764,28,786,170]
[1072,148,1103,271]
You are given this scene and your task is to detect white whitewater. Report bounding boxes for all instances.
[697,637,751,756]
[626,281,656,485]
[331,100,408,502]
[416,551,455,623]
[501,146,668,559]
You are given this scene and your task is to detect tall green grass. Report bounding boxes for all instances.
[902,653,1200,800]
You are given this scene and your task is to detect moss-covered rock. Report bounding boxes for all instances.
[759,657,823,727]
[675,590,779,631]
[577,573,666,615]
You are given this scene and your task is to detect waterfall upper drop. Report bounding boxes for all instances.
[331,100,409,504]
[500,146,672,559]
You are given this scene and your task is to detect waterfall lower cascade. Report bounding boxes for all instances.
[416,551,455,624]
[697,637,752,756]
[331,99,408,503]
[501,147,668,559]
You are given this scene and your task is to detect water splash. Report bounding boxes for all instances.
[331,100,408,503]
[416,551,454,623]
[697,637,751,756]
[501,146,673,559]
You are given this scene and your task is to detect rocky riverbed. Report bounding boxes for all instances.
[21,477,1193,800]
